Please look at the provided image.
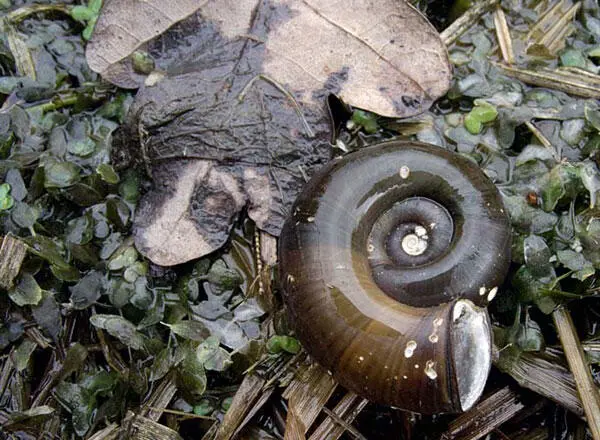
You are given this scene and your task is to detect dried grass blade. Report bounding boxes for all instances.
[494,7,514,64]
[547,23,577,54]
[284,397,307,440]
[527,0,569,40]
[525,121,559,159]
[141,372,178,421]
[441,0,500,46]
[536,2,580,53]
[494,63,600,98]
[496,349,584,417]
[125,411,183,440]
[309,392,369,440]
[553,307,600,440]
[215,374,268,440]
[0,235,27,290]
[282,363,337,434]
[443,387,527,440]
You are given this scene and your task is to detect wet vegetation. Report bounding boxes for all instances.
[1,0,600,439]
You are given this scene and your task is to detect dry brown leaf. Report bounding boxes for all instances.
[88,0,450,117]
[101,0,451,265]
[85,0,202,74]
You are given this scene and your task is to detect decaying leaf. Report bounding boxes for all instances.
[85,0,202,79]
[90,0,451,265]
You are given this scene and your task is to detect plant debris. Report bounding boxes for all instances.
[90,0,452,265]
[1,0,600,439]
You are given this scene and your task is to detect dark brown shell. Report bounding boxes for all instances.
[278,140,511,414]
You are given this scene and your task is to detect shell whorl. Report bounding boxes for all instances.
[279,141,511,414]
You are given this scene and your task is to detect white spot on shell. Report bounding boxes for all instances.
[433,318,444,327]
[367,243,375,253]
[402,233,428,256]
[306,216,315,223]
[414,364,420,369]
[400,166,410,179]
[358,356,364,362]
[429,334,439,343]
[404,340,417,358]
[287,274,295,283]
[479,286,486,296]
[425,361,438,379]
[453,302,467,322]
[415,225,427,237]
[487,286,498,302]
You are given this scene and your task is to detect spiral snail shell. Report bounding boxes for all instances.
[279,140,511,414]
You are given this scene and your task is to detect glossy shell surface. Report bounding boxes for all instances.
[279,141,511,413]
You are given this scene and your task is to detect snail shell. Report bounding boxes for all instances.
[279,141,511,414]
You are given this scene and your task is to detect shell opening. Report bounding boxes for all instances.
[451,300,491,411]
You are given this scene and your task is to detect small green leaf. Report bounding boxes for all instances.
[559,48,587,68]
[351,109,379,134]
[207,260,242,290]
[119,170,141,203]
[132,51,155,75]
[193,399,214,416]
[266,335,301,354]
[82,17,97,41]
[515,319,545,352]
[123,261,148,283]
[67,138,96,157]
[32,292,62,342]
[464,116,482,134]
[539,164,581,211]
[177,343,207,401]
[221,397,233,412]
[556,249,595,281]
[61,343,89,378]
[578,161,600,208]
[11,339,37,372]
[585,102,600,132]
[65,215,94,245]
[523,235,555,281]
[96,164,119,184]
[150,347,174,382]
[11,201,40,229]
[24,235,69,266]
[70,5,95,22]
[108,246,138,271]
[0,182,10,198]
[233,298,265,321]
[196,336,233,371]
[89,0,103,13]
[9,273,43,306]
[0,183,14,210]
[89,314,147,351]
[50,264,81,282]
[70,271,105,310]
[54,382,93,436]
[44,161,80,188]
[163,320,210,342]
[464,101,498,135]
